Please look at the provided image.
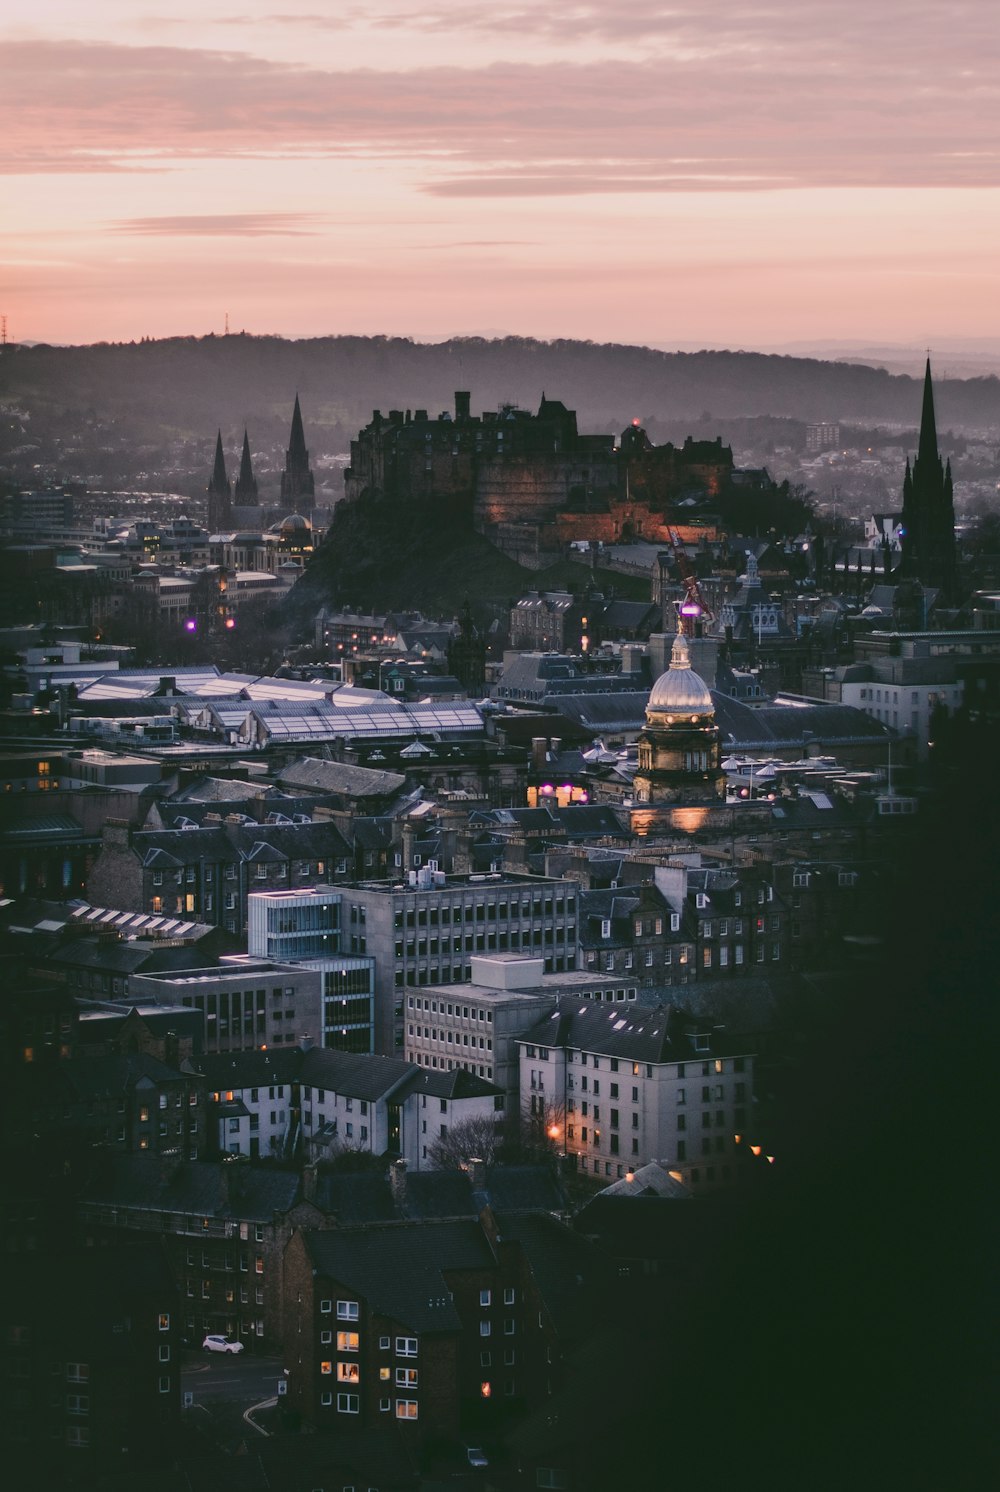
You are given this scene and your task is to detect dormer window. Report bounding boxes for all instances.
[601,919,611,939]
[695,893,708,910]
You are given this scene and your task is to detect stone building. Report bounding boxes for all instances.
[632,627,727,805]
[518,998,754,1191]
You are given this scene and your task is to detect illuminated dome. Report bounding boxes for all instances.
[647,630,714,716]
[279,512,311,534]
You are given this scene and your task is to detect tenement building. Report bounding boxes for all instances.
[517,999,754,1191]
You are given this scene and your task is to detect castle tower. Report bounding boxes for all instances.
[899,359,956,598]
[632,621,725,805]
[233,428,259,506]
[207,430,232,531]
[280,395,315,509]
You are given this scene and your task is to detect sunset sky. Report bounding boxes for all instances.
[3,2,998,349]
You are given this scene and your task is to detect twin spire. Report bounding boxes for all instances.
[207,396,314,528]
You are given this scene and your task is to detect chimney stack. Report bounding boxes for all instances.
[455,391,471,422]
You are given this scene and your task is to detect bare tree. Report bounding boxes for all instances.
[427,1114,502,1170]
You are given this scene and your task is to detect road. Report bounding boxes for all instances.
[181,1350,284,1406]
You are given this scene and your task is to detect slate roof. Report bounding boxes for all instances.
[495,1211,605,1344]
[518,998,748,1062]
[392,1067,502,1102]
[551,805,628,840]
[309,1162,566,1226]
[81,1153,302,1220]
[713,692,889,747]
[302,1047,414,1101]
[593,1160,692,1199]
[344,817,395,851]
[170,776,278,802]
[548,692,650,733]
[276,757,407,798]
[303,1220,496,1333]
[193,1048,305,1090]
[311,1171,398,1225]
[129,817,353,867]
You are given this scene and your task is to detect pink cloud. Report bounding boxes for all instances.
[111,212,325,235]
[1,31,997,192]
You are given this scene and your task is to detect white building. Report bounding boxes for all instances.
[199,1043,500,1170]
[405,953,639,1102]
[517,999,754,1191]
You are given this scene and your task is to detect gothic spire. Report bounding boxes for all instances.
[281,394,315,508]
[289,394,307,460]
[917,357,939,466]
[234,428,258,505]
[208,430,230,497]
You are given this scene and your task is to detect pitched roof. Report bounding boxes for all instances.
[81,1153,301,1220]
[276,757,407,798]
[303,1220,496,1333]
[518,998,749,1062]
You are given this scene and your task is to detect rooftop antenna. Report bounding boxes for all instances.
[224,311,230,336]
[1,314,6,346]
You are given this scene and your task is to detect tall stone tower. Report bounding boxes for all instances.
[207,430,232,531]
[280,395,315,509]
[233,428,259,506]
[632,623,726,805]
[899,360,956,598]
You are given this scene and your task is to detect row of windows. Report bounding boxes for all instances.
[322,1331,418,1356]
[152,862,332,887]
[321,1392,417,1417]
[407,997,494,1020]
[396,927,573,956]
[409,1026,492,1050]
[392,896,574,928]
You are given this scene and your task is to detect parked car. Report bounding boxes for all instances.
[202,1334,244,1355]
[465,1446,489,1469]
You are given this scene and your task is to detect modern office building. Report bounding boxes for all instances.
[247,889,376,1052]
[129,957,324,1054]
[337,872,577,1056]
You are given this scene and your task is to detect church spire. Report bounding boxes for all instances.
[898,359,955,599]
[280,394,315,509]
[289,394,307,460]
[917,357,939,466]
[209,430,230,497]
[207,429,232,530]
[234,428,258,506]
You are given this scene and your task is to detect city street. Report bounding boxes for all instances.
[182,1349,284,1405]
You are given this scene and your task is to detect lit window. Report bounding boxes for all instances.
[395,1399,418,1420]
[336,1332,359,1353]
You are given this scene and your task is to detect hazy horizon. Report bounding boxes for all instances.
[4,4,998,350]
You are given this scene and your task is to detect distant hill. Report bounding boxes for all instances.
[1,335,998,462]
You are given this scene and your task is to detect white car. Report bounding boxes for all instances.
[465,1446,489,1469]
[202,1334,244,1355]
